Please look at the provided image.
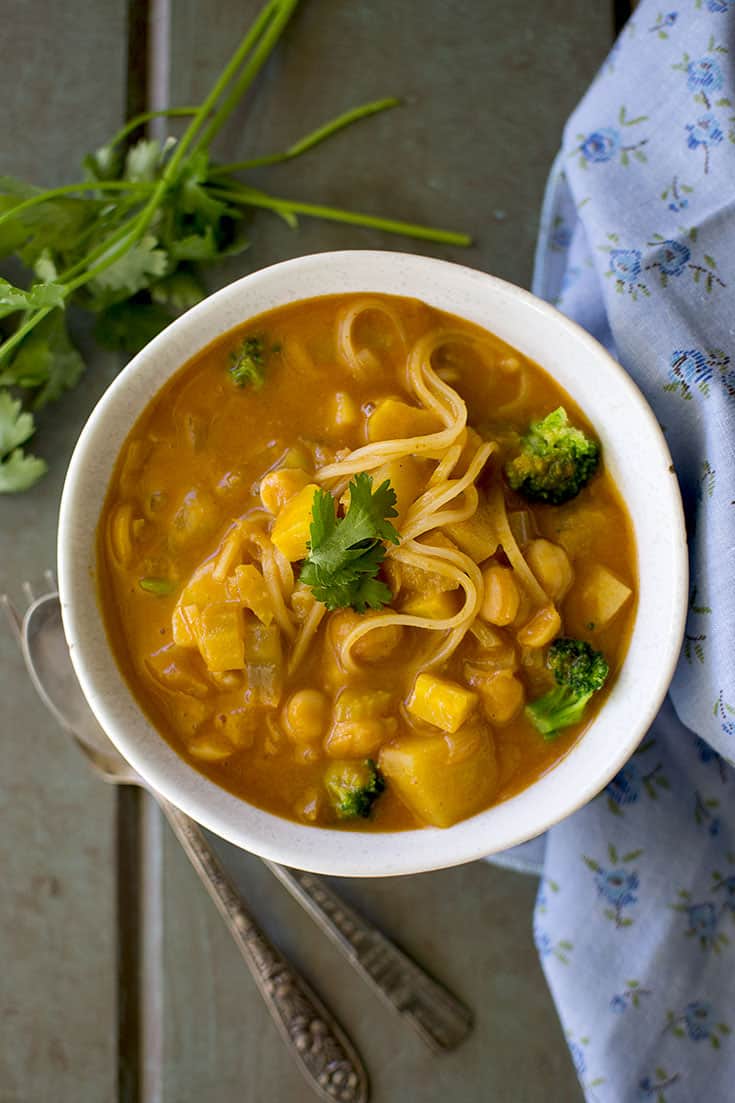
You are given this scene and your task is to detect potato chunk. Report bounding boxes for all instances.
[379,725,497,827]
[406,673,478,733]
[580,564,633,629]
[271,483,320,561]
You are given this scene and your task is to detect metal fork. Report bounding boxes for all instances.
[2,577,473,1065]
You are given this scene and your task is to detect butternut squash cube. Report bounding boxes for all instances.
[446,498,498,563]
[370,456,431,524]
[271,483,320,561]
[400,589,459,620]
[367,397,442,442]
[406,673,478,733]
[196,603,245,672]
[379,726,497,827]
[227,564,274,626]
[580,564,633,629]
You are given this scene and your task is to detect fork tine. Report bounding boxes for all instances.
[44,568,57,593]
[0,593,23,646]
[22,580,36,605]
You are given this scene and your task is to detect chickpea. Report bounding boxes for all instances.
[478,671,525,725]
[516,605,562,648]
[526,539,574,602]
[293,786,321,823]
[259,468,312,514]
[480,564,520,627]
[282,689,329,744]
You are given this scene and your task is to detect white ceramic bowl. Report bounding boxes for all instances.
[58,250,687,876]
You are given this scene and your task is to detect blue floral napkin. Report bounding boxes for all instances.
[504,2,735,1098]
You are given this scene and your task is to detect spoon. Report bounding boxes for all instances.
[13,589,473,1054]
[12,588,367,1103]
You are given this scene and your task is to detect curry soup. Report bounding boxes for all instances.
[98,293,637,831]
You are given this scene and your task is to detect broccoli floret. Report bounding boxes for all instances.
[504,407,599,504]
[324,758,385,819]
[229,334,267,388]
[525,638,610,739]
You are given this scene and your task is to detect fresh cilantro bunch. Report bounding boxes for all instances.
[0,0,470,493]
[300,473,400,612]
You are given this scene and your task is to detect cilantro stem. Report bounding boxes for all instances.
[0,180,142,229]
[106,107,200,149]
[0,306,55,362]
[38,3,289,294]
[210,97,400,173]
[209,184,473,246]
[192,0,301,153]
[0,1,298,363]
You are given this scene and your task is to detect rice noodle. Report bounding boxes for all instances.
[336,539,484,674]
[486,481,548,607]
[288,600,327,675]
[336,296,407,378]
[294,325,551,672]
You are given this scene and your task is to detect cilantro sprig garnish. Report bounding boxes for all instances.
[0,0,471,493]
[300,473,400,612]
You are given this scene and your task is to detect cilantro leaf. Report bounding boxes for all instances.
[0,180,94,269]
[0,448,47,492]
[0,277,65,319]
[88,233,168,303]
[0,390,46,492]
[94,300,175,354]
[299,473,399,612]
[0,391,34,452]
[229,335,268,388]
[1,310,84,408]
[124,139,163,183]
[150,268,205,310]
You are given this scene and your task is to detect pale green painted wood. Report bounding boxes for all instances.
[160,2,611,1101]
[0,3,127,1101]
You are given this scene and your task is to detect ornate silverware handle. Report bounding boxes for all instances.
[159,800,368,1103]
[266,863,473,1053]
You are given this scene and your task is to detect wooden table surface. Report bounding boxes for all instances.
[0,3,617,1100]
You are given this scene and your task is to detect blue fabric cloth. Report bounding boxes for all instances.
[518,3,735,1099]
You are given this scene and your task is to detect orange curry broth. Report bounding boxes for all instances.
[97,293,637,830]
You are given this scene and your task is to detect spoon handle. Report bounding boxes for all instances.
[159,799,368,1103]
[266,862,473,1053]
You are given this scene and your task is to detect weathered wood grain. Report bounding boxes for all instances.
[0,4,127,1101]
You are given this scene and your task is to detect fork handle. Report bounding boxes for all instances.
[265,862,473,1053]
[158,798,368,1103]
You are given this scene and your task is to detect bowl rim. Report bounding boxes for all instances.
[58,249,688,876]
